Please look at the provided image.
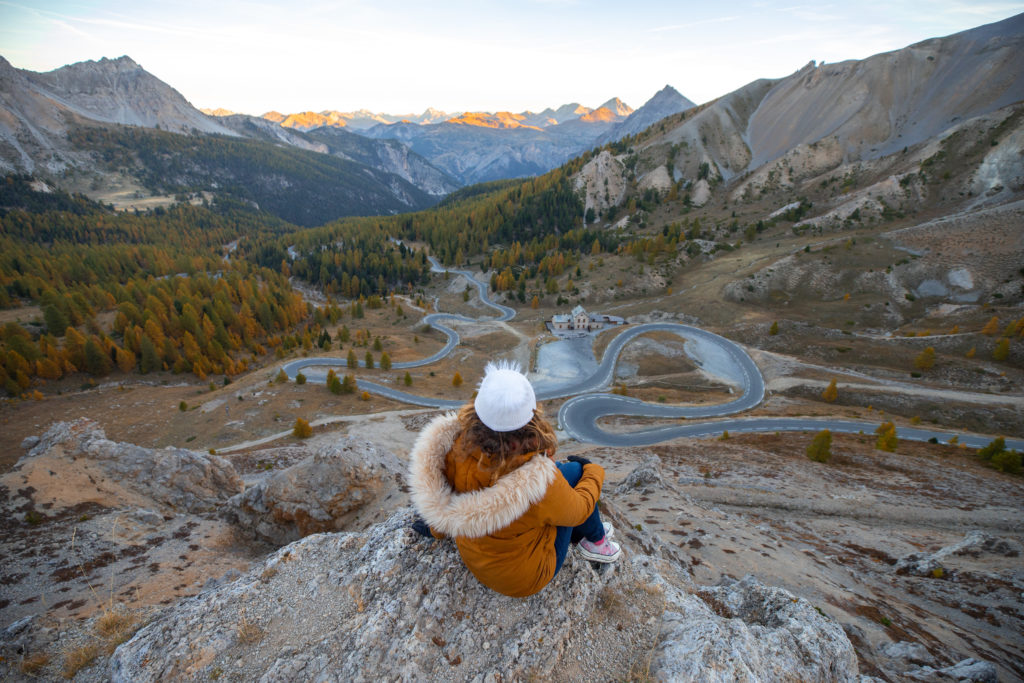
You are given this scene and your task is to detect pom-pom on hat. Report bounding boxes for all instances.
[474,360,537,432]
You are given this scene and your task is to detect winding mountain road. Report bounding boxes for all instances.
[283,258,1024,452]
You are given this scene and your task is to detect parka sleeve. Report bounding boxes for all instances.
[535,463,605,528]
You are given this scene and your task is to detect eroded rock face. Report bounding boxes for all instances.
[109,506,858,682]
[895,530,1022,577]
[222,436,405,545]
[11,418,242,514]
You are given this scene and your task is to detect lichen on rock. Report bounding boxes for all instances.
[109,505,859,682]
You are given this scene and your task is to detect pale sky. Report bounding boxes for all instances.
[1,0,1022,116]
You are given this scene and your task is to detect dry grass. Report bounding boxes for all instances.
[20,652,50,675]
[94,608,143,653]
[237,611,264,645]
[61,642,99,679]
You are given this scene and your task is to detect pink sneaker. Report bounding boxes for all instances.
[578,535,621,563]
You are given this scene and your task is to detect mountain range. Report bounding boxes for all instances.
[3,13,1020,227]
[0,53,694,214]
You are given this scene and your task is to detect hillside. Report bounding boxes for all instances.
[0,56,451,221]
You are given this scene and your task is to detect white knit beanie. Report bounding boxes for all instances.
[474,360,537,432]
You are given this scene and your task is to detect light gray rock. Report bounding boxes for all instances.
[879,640,934,667]
[905,657,999,682]
[895,530,1021,576]
[109,505,858,682]
[18,419,242,513]
[615,453,664,494]
[649,575,859,682]
[19,435,39,450]
[222,436,404,545]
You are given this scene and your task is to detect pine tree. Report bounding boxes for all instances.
[981,316,1000,335]
[806,430,832,463]
[364,351,374,369]
[341,374,357,394]
[295,372,307,385]
[769,321,779,336]
[821,378,838,403]
[373,337,383,351]
[293,417,313,438]
[275,368,288,383]
[875,422,898,452]
[83,338,112,376]
[347,349,358,368]
[452,371,463,387]
[914,347,936,370]
[993,338,1010,361]
[380,352,391,370]
[403,371,412,386]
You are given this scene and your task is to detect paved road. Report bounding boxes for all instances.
[281,256,1022,452]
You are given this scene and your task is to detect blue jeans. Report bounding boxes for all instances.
[553,461,606,575]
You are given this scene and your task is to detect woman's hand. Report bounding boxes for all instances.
[566,455,592,466]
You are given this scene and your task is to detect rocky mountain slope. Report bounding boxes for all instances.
[215,114,459,196]
[0,56,454,219]
[2,416,1017,681]
[353,97,637,184]
[606,13,1024,188]
[597,84,696,145]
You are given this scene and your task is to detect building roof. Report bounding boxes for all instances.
[571,304,587,317]
[552,314,570,323]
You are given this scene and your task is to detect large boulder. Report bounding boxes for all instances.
[222,436,405,545]
[8,418,242,514]
[109,505,859,682]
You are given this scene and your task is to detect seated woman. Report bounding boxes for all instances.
[409,361,620,598]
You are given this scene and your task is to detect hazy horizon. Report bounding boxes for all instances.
[1,1,1022,117]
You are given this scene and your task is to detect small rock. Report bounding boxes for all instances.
[20,435,39,450]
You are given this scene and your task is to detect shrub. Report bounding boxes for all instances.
[403,371,412,386]
[914,347,935,370]
[875,422,898,452]
[806,429,832,463]
[719,430,730,440]
[293,418,313,438]
[991,449,1022,474]
[360,390,370,401]
[821,378,838,403]
[274,369,288,383]
[977,437,1006,461]
[179,400,187,411]
[295,372,306,385]
[993,338,1009,361]
[769,321,779,336]
[452,371,463,387]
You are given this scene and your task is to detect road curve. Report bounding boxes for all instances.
[281,255,1022,452]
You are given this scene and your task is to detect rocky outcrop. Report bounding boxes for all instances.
[895,530,1021,577]
[614,452,664,494]
[109,505,858,682]
[11,418,242,514]
[222,437,405,545]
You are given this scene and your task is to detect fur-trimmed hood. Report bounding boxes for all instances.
[409,412,557,538]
